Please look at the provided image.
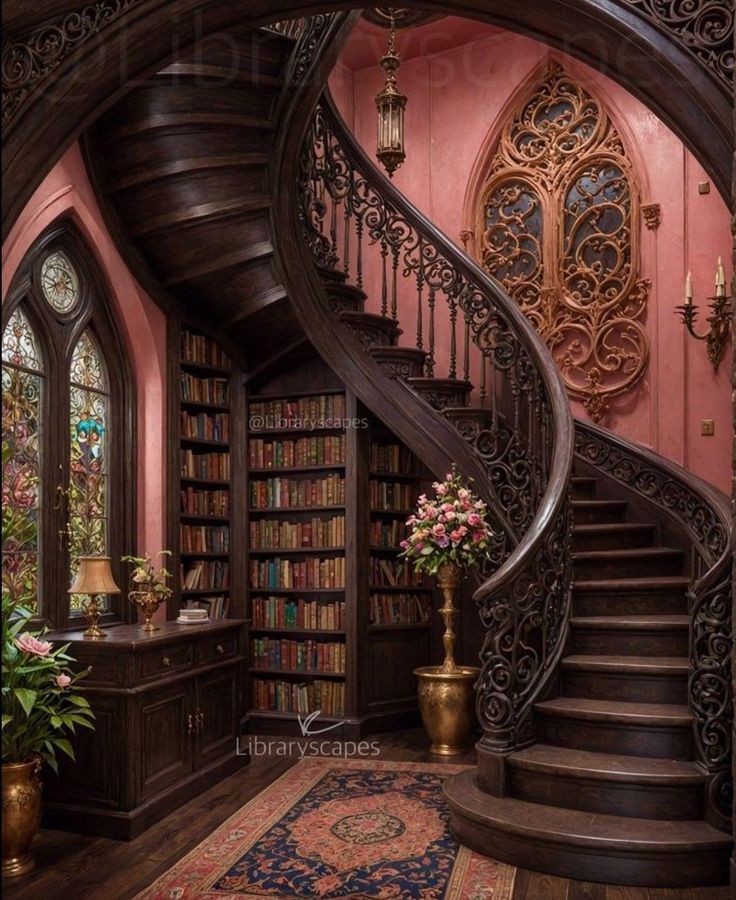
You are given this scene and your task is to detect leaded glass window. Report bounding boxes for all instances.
[475,64,649,422]
[2,308,43,612]
[40,252,80,314]
[69,331,109,611]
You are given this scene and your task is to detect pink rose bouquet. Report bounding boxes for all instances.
[400,467,494,576]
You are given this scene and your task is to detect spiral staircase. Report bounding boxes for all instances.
[84,12,732,887]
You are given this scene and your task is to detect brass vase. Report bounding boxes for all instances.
[414,562,479,755]
[128,589,168,632]
[2,758,42,877]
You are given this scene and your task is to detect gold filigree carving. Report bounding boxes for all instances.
[642,202,661,230]
[475,64,649,422]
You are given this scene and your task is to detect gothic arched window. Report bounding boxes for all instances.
[475,64,649,421]
[2,221,134,628]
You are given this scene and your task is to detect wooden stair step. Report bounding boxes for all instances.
[164,241,274,286]
[323,280,367,314]
[131,194,272,236]
[560,655,687,703]
[570,614,689,656]
[572,522,655,551]
[571,499,628,524]
[535,697,693,758]
[367,345,427,379]
[507,744,703,821]
[106,153,271,192]
[570,476,598,500]
[406,376,473,410]
[338,310,401,347]
[572,547,685,579]
[444,773,730,886]
[573,576,690,616]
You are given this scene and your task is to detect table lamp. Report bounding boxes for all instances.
[68,556,121,639]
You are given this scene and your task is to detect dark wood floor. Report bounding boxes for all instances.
[2,728,730,900]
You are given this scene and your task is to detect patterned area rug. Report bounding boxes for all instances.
[136,758,516,899]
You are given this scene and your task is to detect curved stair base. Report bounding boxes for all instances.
[443,771,731,888]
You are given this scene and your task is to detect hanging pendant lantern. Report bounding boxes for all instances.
[375,8,407,177]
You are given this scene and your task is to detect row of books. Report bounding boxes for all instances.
[181,560,229,591]
[181,331,230,369]
[180,411,229,443]
[250,557,346,590]
[370,443,415,474]
[249,476,345,509]
[179,525,229,553]
[251,679,345,716]
[181,374,229,406]
[370,593,432,625]
[180,487,229,518]
[370,558,423,587]
[370,519,408,548]
[249,394,346,421]
[248,436,346,469]
[249,516,345,550]
[181,450,230,481]
[251,639,346,674]
[251,597,346,631]
[183,596,229,619]
[370,480,416,512]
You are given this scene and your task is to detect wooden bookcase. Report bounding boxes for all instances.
[244,356,435,737]
[168,320,246,621]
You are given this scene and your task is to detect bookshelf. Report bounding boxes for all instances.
[168,321,246,621]
[244,355,435,737]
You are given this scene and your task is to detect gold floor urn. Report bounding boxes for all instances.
[414,562,479,756]
[2,758,42,877]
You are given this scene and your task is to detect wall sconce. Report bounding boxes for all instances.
[675,259,732,372]
[375,8,407,177]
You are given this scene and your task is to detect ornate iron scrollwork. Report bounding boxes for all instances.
[619,0,734,90]
[574,420,732,829]
[476,64,650,423]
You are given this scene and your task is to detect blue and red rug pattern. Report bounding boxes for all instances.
[136,759,515,899]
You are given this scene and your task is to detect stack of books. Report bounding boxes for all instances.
[177,607,209,625]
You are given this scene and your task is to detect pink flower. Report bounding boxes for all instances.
[458,488,470,500]
[445,473,453,481]
[444,510,456,522]
[56,673,72,689]
[415,541,424,550]
[417,494,428,506]
[400,540,409,550]
[432,523,446,537]
[424,506,438,520]
[450,530,463,542]
[457,525,468,536]
[467,512,482,527]
[441,502,454,512]
[472,531,485,543]
[15,634,52,657]
[435,484,447,497]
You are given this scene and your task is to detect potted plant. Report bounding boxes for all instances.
[2,596,94,876]
[122,551,173,631]
[400,467,494,754]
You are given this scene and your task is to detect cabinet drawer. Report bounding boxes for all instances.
[196,634,239,666]
[140,644,193,680]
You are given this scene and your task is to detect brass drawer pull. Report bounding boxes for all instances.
[195,710,204,733]
[162,656,171,667]
[216,643,225,655]
[186,713,194,735]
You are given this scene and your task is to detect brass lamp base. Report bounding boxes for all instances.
[81,595,107,639]
[413,665,480,756]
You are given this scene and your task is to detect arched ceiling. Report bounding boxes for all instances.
[2,0,732,240]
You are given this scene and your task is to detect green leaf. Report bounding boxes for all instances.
[14,687,37,717]
[52,738,75,760]
[1,714,11,729]
[50,715,62,729]
[67,695,91,709]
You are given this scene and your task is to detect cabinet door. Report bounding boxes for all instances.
[137,680,194,801]
[194,664,238,769]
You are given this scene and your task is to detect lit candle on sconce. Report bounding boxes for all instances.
[715,257,726,298]
[685,271,693,305]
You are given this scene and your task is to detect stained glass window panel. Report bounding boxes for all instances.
[2,308,43,613]
[69,331,109,611]
[40,252,80,314]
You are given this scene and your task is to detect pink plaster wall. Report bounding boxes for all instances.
[2,142,168,560]
[332,21,732,494]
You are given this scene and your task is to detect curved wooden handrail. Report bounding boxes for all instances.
[574,418,732,830]
[317,90,574,620]
[272,15,575,757]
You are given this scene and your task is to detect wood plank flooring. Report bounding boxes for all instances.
[2,728,730,900]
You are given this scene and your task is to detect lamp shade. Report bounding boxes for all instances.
[68,556,121,595]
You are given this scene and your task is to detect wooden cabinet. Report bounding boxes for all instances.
[43,620,247,840]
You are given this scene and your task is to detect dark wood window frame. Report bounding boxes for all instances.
[2,218,136,630]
